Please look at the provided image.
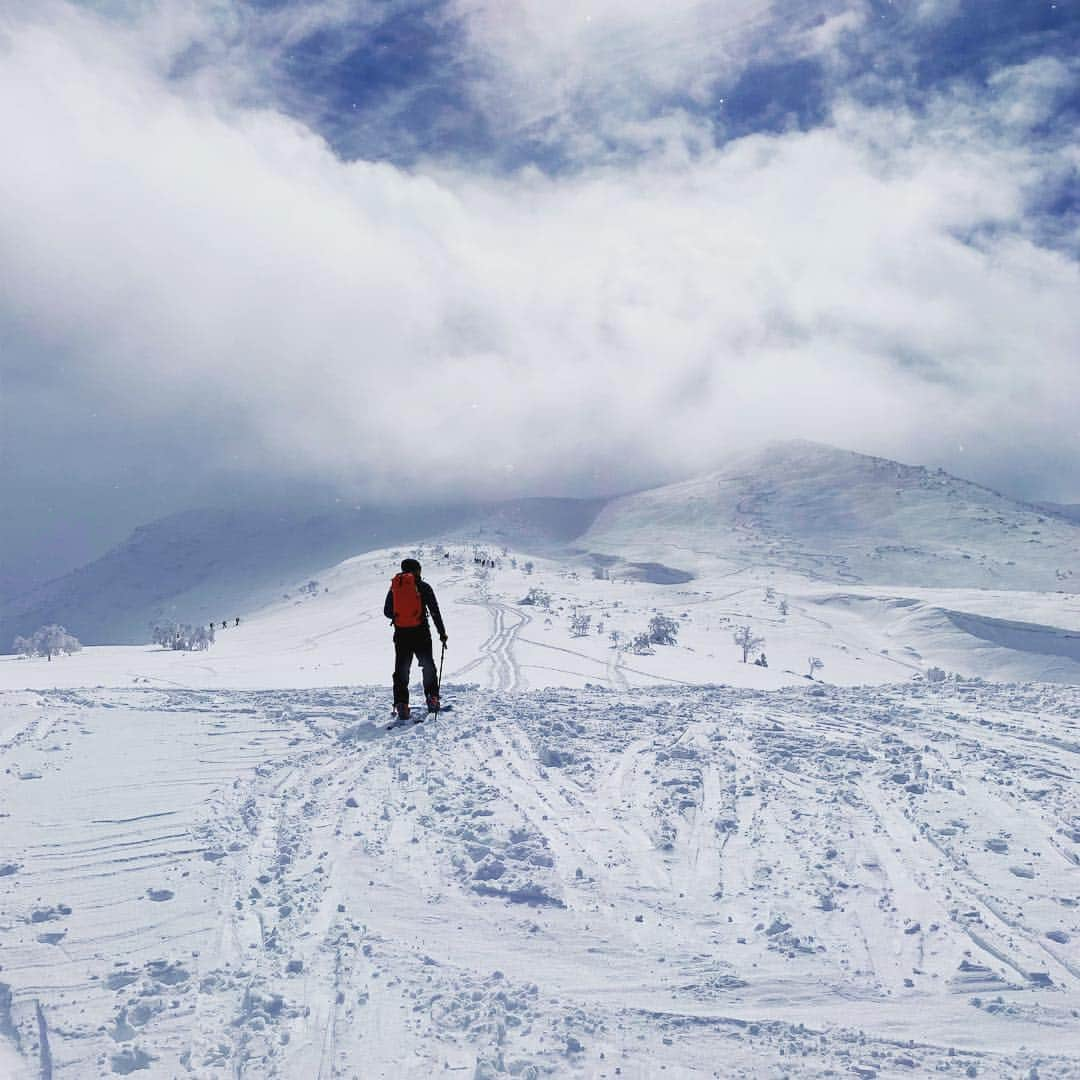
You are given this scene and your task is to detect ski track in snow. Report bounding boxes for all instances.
[453,598,528,693]
[1,681,1078,1078]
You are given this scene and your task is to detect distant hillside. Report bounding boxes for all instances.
[583,441,1080,592]
[0,497,608,646]
[7,443,1076,648]
[1035,501,1080,524]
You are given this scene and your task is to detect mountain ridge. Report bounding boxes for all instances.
[5,440,1077,647]
[582,440,1080,592]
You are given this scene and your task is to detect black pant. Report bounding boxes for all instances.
[392,627,437,705]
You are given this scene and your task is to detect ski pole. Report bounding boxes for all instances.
[436,640,446,711]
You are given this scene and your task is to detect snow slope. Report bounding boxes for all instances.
[0,680,1077,1077]
[4,536,1080,697]
[0,497,606,647]
[5,542,1080,694]
[582,441,1080,592]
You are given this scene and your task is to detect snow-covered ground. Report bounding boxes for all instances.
[1,677,1078,1077]
[4,543,1080,694]
[2,489,1079,1075]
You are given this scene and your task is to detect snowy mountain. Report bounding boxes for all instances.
[6,441,1079,659]
[0,497,607,647]
[583,440,1080,592]
[2,472,1080,1075]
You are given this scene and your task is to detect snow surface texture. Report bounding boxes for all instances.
[0,681,1077,1077]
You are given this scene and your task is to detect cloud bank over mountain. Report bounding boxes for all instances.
[1,0,1078,584]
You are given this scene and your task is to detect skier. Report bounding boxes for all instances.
[384,558,447,724]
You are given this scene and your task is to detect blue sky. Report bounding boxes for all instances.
[1,0,1079,588]
[174,0,1079,178]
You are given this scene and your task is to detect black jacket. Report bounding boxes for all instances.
[384,579,446,638]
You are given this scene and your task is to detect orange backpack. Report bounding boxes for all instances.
[391,572,423,628]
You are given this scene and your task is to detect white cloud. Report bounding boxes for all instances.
[1,0,1078,526]
[447,0,858,158]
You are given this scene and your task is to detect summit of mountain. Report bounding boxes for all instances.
[582,440,1080,592]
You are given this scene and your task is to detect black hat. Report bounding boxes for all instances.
[401,558,421,574]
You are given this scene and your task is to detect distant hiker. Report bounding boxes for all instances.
[235,617,240,627]
[209,622,214,631]
[384,558,447,723]
[755,652,768,668]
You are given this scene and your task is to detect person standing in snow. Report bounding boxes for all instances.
[384,558,447,723]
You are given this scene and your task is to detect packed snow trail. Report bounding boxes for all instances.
[0,681,1078,1077]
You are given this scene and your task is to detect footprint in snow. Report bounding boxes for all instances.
[110,1047,154,1075]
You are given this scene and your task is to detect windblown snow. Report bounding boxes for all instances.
[1,444,1078,1078]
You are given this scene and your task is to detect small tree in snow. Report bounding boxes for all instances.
[807,656,824,679]
[733,625,764,663]
[17,625,81,661]
[151,621,214,651]
[630,632,654,655]
[648,614,679,646]
[926,666,947,683]
[520,587,551,609]
[778,599,789,616]
[569,611,591,637]
[609,629,623,649]
[522,561,534,575]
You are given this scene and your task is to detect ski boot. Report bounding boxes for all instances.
[388,702,410,729]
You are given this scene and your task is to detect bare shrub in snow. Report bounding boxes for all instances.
[778,599,789,616]
[807,656,824,679]
[569,612,591,637]
[926,666,947,683]
[520,587,551,609]
[299,580,319,596]
[648,614,679,646]
[733,625,764,663]
[609,629,622,649]
[630,632,654,655]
